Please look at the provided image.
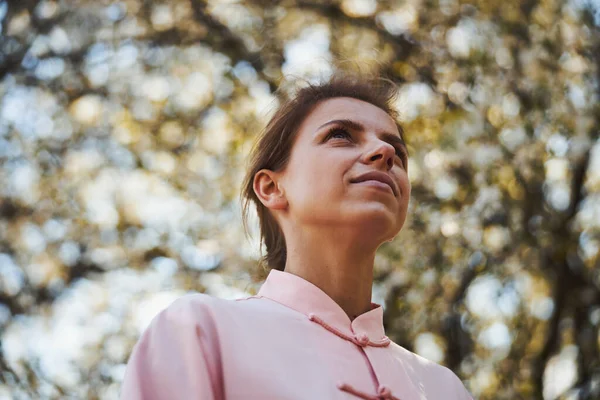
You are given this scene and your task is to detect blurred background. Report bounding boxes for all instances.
[0,0,599,399]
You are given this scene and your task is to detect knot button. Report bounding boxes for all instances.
[355,333,370,347]
[378,384,391,396]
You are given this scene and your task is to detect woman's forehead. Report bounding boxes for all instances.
[302,97,398,133]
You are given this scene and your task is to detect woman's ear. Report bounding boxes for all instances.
[253,169,288,210]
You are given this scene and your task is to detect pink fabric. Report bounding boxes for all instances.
[121,269,473,399]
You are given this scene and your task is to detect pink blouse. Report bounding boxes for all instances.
[121,269,473,399]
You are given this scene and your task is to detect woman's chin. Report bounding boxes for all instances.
[348,202,399,219]
[346,203,405,232]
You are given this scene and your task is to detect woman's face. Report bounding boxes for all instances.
[276,97,411,242]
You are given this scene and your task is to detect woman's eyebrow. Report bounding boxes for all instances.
[316,118,364,132]
[316,119,407,151]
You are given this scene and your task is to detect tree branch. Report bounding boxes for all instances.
[294,0,417,59]
[189,0,278,92]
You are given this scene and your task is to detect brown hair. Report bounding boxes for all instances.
[240,74,405,272]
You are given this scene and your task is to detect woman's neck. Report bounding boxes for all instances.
[282,231,377,321]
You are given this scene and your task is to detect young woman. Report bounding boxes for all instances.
[120,75,473,400]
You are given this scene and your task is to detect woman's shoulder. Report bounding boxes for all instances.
[388,341,445,370]
[388,342,472,398]
[154,291,264,325]
[159,292,241,319]
[167,292,224,310]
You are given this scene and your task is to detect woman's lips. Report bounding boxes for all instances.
[353,180,395,195]
[350,171,398,196]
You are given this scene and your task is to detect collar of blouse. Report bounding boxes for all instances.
[256,269,391,348]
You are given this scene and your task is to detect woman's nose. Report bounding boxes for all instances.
[366,142,395,170]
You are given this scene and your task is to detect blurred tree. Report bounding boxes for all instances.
[0,0,599,399]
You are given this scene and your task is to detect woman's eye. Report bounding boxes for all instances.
[327,128,351,140]
[395,148,408,168]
